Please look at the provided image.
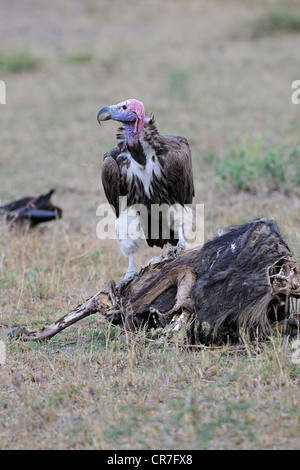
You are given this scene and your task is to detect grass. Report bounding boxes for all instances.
[66,52,95,64]
[0,49,40,73]
[1,326,299,449]
[0,0,300,450]
[209,138,300,194]
[250,10,300,38]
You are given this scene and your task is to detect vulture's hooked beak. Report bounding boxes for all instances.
[97,106,112,123]
[97,103,136,125]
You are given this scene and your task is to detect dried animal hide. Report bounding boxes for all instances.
[9,219,300,344]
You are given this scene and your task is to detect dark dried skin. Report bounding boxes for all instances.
[119,218,299,339]
[9,219,300,343]
[122,265,196,331]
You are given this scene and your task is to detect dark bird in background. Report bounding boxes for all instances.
[97,98,194,282]
[0,189,62,230]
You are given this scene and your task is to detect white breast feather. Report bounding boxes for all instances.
[120,149,162,198]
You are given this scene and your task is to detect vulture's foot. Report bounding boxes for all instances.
[117,270,140,297]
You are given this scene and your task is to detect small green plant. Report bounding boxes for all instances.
[0,49,40,73]
[66,52,95,64]
[288,144,300,184]
[251,10,300,38]
[209,138,300,193]
[260,149,285,182]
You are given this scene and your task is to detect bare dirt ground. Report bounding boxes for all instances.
[0,0,299,450]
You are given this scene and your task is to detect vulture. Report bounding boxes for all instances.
[97,98,194,283]
[0,189,62,230]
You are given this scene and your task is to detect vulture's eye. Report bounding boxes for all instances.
[122,105,127,110]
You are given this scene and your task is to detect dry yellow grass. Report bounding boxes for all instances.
[0,0,299,450]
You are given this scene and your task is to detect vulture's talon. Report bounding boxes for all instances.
[117,271,140,297]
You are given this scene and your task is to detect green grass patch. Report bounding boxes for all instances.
[66,52,95,64]
[251,10,300,38]
[208,138,300,193]
[0,49,40,73]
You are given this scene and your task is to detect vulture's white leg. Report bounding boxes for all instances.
[166,204,191,259]
[116,211,143,283]
[177,226,187,249]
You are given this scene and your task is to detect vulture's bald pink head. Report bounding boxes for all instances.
[97,99,146,146]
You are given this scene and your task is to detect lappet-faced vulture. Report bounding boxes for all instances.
[97,99,194,282]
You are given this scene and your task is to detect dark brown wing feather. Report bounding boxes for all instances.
[145,135,194,248]
[162,135,194,206]
[101,147,121,218]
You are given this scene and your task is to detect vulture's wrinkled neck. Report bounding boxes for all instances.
[124,122,139,147]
